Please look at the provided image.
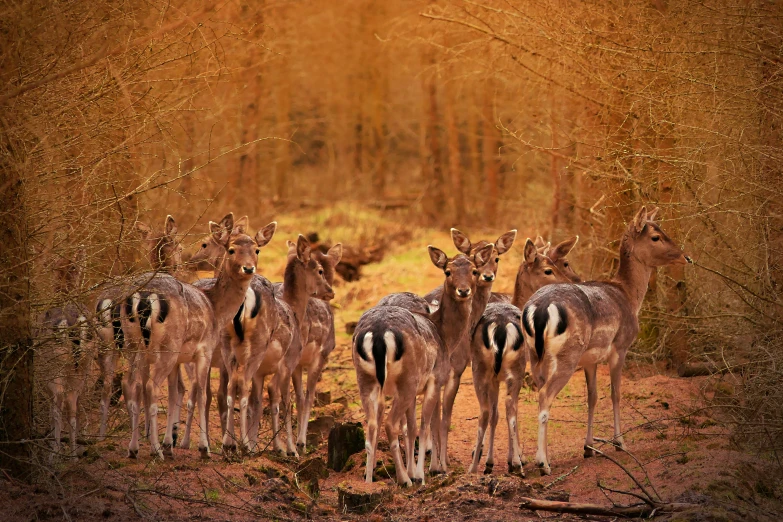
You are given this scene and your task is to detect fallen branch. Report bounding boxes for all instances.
[519,497,696,517]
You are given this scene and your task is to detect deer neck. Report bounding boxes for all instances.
[471,282,493,330]
[511,270,534,308]
[282,263,309,326]
[203,267,252,329]
[431,288,472,351]
[614,239,653,316]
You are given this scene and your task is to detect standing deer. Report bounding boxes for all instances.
[244,235,333,455]
[121,213,260,460]
[95,215,183,441]
[353,243,494,486]
[467,238,575,474]
[523,206,691,475]
[288,244,343,454]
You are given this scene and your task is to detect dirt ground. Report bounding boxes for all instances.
[4,209,782,520]
[3,343,782,521]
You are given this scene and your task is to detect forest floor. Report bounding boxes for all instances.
[3,204,782,521]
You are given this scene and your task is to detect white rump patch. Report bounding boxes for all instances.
[98,299,112,324]
[525,305,536,336]
[545,303,560,338]
[131,292,141,318]
[243,287,256,320]
[487,322,498,352]
[362,332,374,360]
[147,293,160,331]
[383,331,396,380]
[505,323,519,351]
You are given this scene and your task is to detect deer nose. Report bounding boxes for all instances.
[482,274,495,282]
[456,287,471,298]
[242,266,255,274]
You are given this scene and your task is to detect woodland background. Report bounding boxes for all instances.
[1,0,781,480]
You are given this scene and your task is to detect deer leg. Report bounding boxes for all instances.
[404,402,417,479]
[385,396,413,487]
[162,368,179,458]
[173,365,186,448]
[66,390,79,457]
[142,363,151,439]
[181,367,197,449]
[535,370,571,476]
[438,370,461,472]
[486,380,500,473]
[609,349,626,450]
[583,363,598,457]
[268,375,286,454]
[238,371,253,452]
[429,388,444,473]
[223,364,240,452]
[51,385,64,456]
[98,350,116,440]
[145,367,164,459]
[123,355,141,459]
[247,374,265,453]
[195,353,211,459]
[505,379,524,475]
[291,365,306,454]
[467,378,491,474]
[364,386,383,484]
[217,364,229,436]
[277,367,298,457]
[417,381,438,484]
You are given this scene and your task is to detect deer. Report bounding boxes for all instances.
[242,235,333,456]
[467,238,575,475]
[353,243,494,486]
[287,244,343,454]
[94,215,183,441]
[522,206,691,475]
[489,235,581,305]
[120,213,262,460]
[39,252,96,457]
[178,216,271,451]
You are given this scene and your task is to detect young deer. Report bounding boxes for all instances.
[467,239,574,475]
[523,206,691,475]
[95,215,183,440]
[121,213,261,460]
[353,244,494,486]
[244,235,333,455]
[288,244,343,454]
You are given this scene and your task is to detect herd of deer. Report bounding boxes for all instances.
[42,213,341,461]
[41,205,690,488]
[352,205,691,486]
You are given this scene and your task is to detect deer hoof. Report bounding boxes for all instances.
[199,447,210,460]
[127,449,138,459]
[537,462,551,476]
[483,463,494,475]
[584,445,594,458]
[162,443,174,458]
[508,463,524,477]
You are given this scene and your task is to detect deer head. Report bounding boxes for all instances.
[547,236,582,283]
[624,206,690,267]
[136,215,182,271]
[514,238,570,299]
[450,228,517,286]
[313,243,343,287]
[429,243,494,301]
[286,235,335,301]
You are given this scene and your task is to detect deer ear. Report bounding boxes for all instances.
[218,212,234,232]
[428,246,449,270]
[474,243,495,267]
[632,206,648,233]
[523,238,537,264]
[209,221,230,246]
[549,236,578,262]
[233,215,249,235]
[296,235,311,263]
[135,221,152,238]
[327,243,343,265]
[255,221,277,248]
[534,235,547,250]
[494,230,517,255]
[647,207,660,222]
[164,215,177,237]
[450,228,472,255]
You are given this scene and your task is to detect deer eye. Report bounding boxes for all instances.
[201,243,207,249]
[228,248,235,255]
[563,262,569,267]
[495,257,500,263]
[472,270,479,276]
[652,236,660,242]
[544,268,553,275]
[255,249,260,255]
[319,269,324,275]
[445,270,451,276]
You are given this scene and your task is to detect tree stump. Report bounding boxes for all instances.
[328,422,365,471]
[337,481,392,514]
[307,415,335,447]
[315,390,331,407]
[296,456,329,499]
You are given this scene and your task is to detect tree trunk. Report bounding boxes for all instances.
[0,152,33,480]
[443,76,463,224]
[483,80,499,226]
